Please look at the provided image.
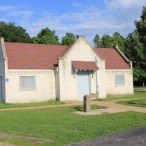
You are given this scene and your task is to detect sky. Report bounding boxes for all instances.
[0,0,145,41]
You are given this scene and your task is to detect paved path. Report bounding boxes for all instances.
[76,101,146,115]
[0,100,146,115]
[0,143,15,146]
[69,127,146,146]
[97,101,146,113]
[0,102,82,112]
[110,96,146,102]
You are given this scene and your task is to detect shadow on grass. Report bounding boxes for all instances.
[73,106,84,111]
[72,105,106,111]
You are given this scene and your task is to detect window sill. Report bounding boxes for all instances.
[19,89,36,91]
[115,85,125,87]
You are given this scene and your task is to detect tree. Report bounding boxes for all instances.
[125,31,146,83]
[0,21,31,43]
[113,32,126,53]
[93,34,101,47]
[61,33,76,46]
[100,34,114,48]
[33,28,59,45]
[93,33,126,51]
[135,6,146,67]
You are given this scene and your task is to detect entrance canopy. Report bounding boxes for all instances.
[72,61,99,71]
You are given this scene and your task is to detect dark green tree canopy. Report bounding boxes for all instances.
[100,34,114,48]
[33,27,59,45]
[125,31,145,82]
[135,6,146,66]
[93,34,101,47]
[113,32,126,53]
[61,32,77,46]
[93,33,126,53]
[0,21,31,43]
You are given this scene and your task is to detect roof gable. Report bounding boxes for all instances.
[95,48,131,69]
[60,36,103,60]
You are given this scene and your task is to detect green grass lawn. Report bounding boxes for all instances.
[0,100,64,109]
[0,107,146,146]
[118,98,146,108]
[98,91,146,101]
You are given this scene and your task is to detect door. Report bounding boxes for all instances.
[77,72,90,101]
[0,77,2,101]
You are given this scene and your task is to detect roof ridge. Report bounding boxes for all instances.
[5,42,68,47]
[94,48,115,49]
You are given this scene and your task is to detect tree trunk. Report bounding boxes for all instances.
[143,82,145,87]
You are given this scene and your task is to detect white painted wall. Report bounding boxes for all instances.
[5,70,56,103]
[105,70,134,95]
[58,37,106,101]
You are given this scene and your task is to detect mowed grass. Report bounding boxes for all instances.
[0,107,146,145]
[101,91,146,101]
[0,100,64,109]
[118,98,146,108]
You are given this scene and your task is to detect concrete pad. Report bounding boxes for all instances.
[74,108,125,116]
[74,100,146,116]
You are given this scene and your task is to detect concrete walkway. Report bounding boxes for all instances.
[111,96,146,102]
[97,101,146,113]
[75,101,146,115]
[0,100,146,115]
[0,102,82,112]
[0,143,15,146]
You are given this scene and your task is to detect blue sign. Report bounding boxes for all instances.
[5,78,9,82]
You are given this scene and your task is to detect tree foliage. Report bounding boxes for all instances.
[0,21,31,43]
[112,32,126,53]
[135,6,146,67]
[61,32,77,45]
[32,28,59,45]
[125,31,145,82]
[116,7,146,84]
[93,34,101,47]
[93,32,126,52]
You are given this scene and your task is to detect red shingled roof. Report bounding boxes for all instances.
[4,42,130,70]
[5,42,69,69]
[72,61,99,71]
[95,48,130,69]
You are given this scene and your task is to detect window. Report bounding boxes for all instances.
[20,76,36,90]
[115,75,125,86]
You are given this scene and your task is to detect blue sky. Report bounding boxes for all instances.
[0,0,145,41]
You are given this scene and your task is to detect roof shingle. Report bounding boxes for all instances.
[95,48,130,69]
[4,42,131,70]
[72,61,99,71]
[5,42,69,69]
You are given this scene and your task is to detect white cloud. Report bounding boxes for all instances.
[0,5,33,19]
[0,5,14,11]
[0,1,145,42]
[105,0,146,9]
[20,4,129,39]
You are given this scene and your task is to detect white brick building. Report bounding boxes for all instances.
[0,36,134,103]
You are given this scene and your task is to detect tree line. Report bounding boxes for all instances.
[0,7,145,86]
